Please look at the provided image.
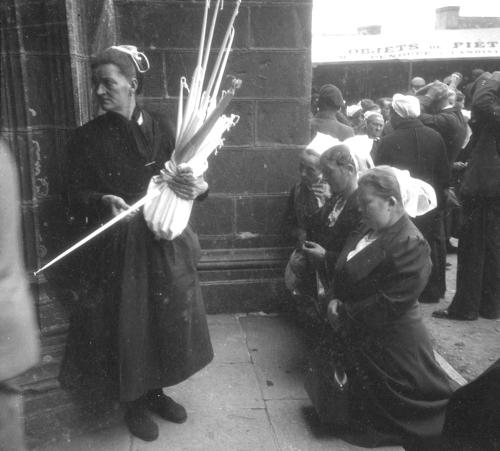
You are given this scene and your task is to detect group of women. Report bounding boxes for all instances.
[63,44,459,449]
[287,141,457,449]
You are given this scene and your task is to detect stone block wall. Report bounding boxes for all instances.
[112,0,313,311]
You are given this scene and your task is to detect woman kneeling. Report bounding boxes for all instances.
[308,166,455,449]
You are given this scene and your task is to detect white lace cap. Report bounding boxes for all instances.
[110,45,150,73]
[306,132,340,156]
[391,167,437,217]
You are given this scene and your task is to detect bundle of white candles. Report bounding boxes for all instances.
[144,0,241,239]
[34,0,241,275]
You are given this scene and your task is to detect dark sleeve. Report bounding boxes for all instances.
[372,136,389,165]
[323,203,362,275]
[471,78,500,127]
[343,235,431,327]
[434,133,452,190]
[419,110,450,134]
[66,129,108,223]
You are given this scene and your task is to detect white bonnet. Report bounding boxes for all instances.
[392,93,420,119]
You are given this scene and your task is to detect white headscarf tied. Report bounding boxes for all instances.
[306,132,340,156]
[391,167,437,217]
[392,93,420,119]
[110,45,150,73]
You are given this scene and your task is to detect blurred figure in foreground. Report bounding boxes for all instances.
[0,138,39,451]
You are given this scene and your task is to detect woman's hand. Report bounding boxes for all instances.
[327,299,341,330]
[102,194,136,218]
[167,167,208,200]
[311,182,329,207]
[302,241,326,266]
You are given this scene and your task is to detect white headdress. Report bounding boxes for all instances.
[392,93,420,119]
[306,132,340,156]
[391,167,437,217]
[343,135,374,173]
[110,45,150,73]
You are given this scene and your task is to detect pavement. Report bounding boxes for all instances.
[421,254,500,382]
[32,253,500,451]
[33,314,402,451]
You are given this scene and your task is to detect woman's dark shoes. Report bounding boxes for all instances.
[147,392,187,424]
[432,309,477,321]
[124,407,159,442]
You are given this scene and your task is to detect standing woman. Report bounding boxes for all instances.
[60,46,213,442]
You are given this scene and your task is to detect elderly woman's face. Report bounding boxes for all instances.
[299,152,322,186]
[358,184,393,230]
[92,63,134,116]
[366,116,384,138]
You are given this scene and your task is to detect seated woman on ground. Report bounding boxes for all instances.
[301,144,362,301]
[283,135,332,323]
[307,166,455,449]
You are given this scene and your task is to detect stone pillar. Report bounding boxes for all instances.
[0,0,76,334]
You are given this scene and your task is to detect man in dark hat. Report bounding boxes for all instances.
[310,84,354,141]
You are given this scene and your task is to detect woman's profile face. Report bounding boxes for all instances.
[321,160,350,195]
[92,63,134,117]
[358,184,392,230]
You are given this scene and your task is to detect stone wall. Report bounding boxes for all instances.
[113,0,313,312]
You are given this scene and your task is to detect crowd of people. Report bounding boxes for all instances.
[285,70,500,449]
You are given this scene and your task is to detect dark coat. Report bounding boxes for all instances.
[60,109,213,402]
[310,111,355,141]
[442,358,500,450]
[419,98,467,165]
[0,140,39,381]
[312,190,362,280]
[283,182,322,242]
[460,76,500,198]
[332,216,454,447]
[374,118,450,205]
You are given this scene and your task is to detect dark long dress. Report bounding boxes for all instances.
[59,108,213,402]
[332,216,454,448]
